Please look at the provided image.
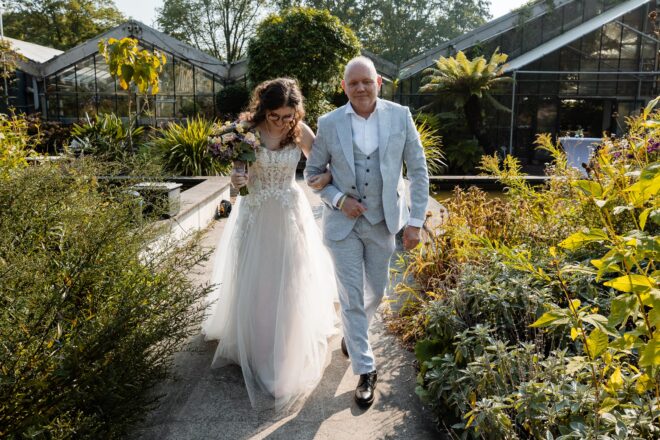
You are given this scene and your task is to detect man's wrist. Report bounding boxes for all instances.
[407,217,425,228]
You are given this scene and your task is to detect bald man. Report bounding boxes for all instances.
[305,56,429,407]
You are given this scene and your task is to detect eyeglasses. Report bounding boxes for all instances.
[267,112,295,123]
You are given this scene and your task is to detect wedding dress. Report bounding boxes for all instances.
[202,143,338,411]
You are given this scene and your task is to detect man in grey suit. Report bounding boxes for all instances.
[305,56,429,407]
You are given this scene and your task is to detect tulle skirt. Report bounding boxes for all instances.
[202,183,338,411]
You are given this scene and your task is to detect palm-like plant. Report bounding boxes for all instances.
[420,49,512,155]
[150,117,230,176]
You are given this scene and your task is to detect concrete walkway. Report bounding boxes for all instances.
[132,181,439,440]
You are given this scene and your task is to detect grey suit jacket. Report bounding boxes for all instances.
[305,98,429,241]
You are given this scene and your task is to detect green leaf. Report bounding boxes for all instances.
[559,229,609,251]
[639,338,660,367]
[414,338,443,363]
[530,309,568,328]
[585,328,609,358]
[599,396,619,413]
[643,96,659,119]
[603,274,655,293]
[572,180,604,198]
[608,294,638,327]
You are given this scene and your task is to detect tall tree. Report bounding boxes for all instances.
[274,0,492,64]
[156,0,266,62]
[248,7,360,127]
[4,0,125,50]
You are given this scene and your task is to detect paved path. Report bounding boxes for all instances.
[132,181,439,440]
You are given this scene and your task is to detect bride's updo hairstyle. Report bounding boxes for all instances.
[240,78,305,149]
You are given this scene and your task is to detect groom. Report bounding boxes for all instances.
[305,56,429,407]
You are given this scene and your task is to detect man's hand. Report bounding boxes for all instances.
[230,170,248,189]
[402,225,421,251]
[340,196,367,219]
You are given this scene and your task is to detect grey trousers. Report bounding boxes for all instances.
[324,217,396,375]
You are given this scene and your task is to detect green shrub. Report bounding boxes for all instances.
[149,116,230,176]
[0,160,211,438]
[216,83,250,117]
[0,112,35,177]
[396,99,660,438]
[24,113,71,155]
[70,113,144,160]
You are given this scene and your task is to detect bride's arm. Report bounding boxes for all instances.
[299,122,332,190]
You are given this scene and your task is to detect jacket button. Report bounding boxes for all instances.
[365,183,369,186]
[351,186,356,189]
[366,169,370,172]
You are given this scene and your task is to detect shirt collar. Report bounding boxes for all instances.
[345,99,382,117]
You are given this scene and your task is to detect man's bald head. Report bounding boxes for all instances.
[344,56,378,82]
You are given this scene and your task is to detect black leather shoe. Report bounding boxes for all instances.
[341,337,349,358]
[354,370,377,407]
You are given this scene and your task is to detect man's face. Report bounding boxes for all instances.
[341,63,382,114]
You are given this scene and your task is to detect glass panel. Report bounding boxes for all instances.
[176,96,196,117]
[116,94,130,117]
[580,29,602,60]
[522,18,543,53]
[47,95,59,118]
[46,77,57,93]
[584,0,604,21]
[76,57,96,93]
[617,77,637,96]
[60,94,78,118]
[95,55,115,93]
[599,80,617,96]
[599,23,621,63]
[159,52,175,93]
[97,94,116,114]
[501,27,522,59]
[562,1,584,31]
[56,66,76,93]
[78,93,97,117]
[196,95,214,118]
[156,95,175,119]
[536,97,557,133]
[560,46,581,70]
[620,28,639,61]
[195,67,214,95]
[175,60,194,95]
[560,73,578,95]
[542,8,563,42]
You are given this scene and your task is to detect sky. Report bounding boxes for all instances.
[113,0,531,27]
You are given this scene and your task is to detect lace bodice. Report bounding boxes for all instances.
[242,144,302,213]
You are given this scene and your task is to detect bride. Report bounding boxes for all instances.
[202,78,338,411]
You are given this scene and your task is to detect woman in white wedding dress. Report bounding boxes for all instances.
[202,78,338,411]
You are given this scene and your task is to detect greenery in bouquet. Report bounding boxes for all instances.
[208,120,261,195]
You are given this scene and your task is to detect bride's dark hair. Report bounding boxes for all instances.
[240,78,305,148]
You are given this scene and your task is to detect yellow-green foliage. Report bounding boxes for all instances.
[0,112,36,178]
[400,98,660,438]
[98,37,166,94]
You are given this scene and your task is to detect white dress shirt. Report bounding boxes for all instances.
[333,101,424,229]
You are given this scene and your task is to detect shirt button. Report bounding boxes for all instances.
[366,169,370,172]
[367,156,370,160]
[365,183,369,186]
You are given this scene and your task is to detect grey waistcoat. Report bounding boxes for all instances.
[353,141,384,225]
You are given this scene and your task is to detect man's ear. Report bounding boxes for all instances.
[341,79,347,93]
[376,75,383,88]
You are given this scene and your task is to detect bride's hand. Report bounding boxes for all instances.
[307,170,332,190]
[231,170,248,189]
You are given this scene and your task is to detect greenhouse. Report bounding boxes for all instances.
[397,0,660,161]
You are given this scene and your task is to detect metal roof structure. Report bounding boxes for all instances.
[397,0,650,79]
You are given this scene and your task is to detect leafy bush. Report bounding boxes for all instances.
[24,113,72,155]
[70,113,144,160]
[247,7,360,128]
[0,111,36,177]
[0,160,211,438]
[394,98,660,438]
[216,83,250,117]
[150,116,230,176]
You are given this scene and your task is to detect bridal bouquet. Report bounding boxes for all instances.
[208,120,261,196]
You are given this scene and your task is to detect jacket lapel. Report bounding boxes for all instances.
[336,110,355,176]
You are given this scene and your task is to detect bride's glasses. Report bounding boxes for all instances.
[267,112,295,123]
